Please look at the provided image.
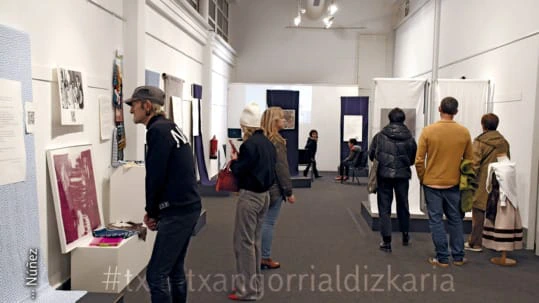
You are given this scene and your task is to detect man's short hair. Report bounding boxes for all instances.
[309,129,318,137]
[349,138,358,145]
[440,97,459,115]
[388,108,406,123]
[481,113,499,130]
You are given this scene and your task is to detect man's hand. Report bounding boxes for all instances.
[144,213,158,231]
[287,194,296,204]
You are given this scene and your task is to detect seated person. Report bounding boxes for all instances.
[335,138,361,181]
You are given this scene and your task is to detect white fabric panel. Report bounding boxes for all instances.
[369,78,427,215]
[432,79,489,138]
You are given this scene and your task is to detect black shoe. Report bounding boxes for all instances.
[303,171,308,177]
[402,232,410,246]
[315,175,322,178]
[379,242,392,252]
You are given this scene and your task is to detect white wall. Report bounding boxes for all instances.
[0,0,124,288]
[393,0,434,77]
[143,0,234,178]
[228,83,358,171]
[393,0,539,245]
[0,0,236,288]
[229,0,394,85]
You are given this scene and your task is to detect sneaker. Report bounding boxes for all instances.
[335,176,343,180]
[453,258,468,266]
[379,242,392,253]
[428,257,449,268]
[464,242,483,252]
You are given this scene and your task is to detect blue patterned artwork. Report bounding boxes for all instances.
[0,24,85,302]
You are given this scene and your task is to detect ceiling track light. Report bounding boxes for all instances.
[294,15,302,26]
[323,15,334,28]
[328,0,338,16]
[293,0,302,26]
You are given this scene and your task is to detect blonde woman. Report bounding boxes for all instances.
[260,107,296,270]
[228,103,276,301]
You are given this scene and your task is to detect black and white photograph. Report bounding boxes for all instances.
[57,67,84,125]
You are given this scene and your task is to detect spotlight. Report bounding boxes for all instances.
[323,16,334,28]
[328,3,338,15]
[294,15,301,26]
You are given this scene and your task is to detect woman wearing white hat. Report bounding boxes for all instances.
[229,102,276,301]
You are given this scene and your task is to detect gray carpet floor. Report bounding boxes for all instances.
[114,173,539,302]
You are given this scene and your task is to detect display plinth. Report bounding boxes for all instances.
[360,200,472,233]
[71,232,156,293]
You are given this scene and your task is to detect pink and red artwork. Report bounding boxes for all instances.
[47,145,102,253]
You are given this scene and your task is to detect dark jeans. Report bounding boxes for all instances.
[304,159,319,177]
[146,204,201,303]
[376,177,410,240]
[423,185,464,263]
[338,160,352,177]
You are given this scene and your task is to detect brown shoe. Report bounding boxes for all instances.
[428,257,449,268]
[261,258,280,270]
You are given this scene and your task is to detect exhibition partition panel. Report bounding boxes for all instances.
[369,78,427,216]
[0,24,85,303]
[433,79,490,138]
[340,96,369,162]
[267,90,300,176]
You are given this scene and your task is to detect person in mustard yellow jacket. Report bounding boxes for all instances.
[415,97,473,267]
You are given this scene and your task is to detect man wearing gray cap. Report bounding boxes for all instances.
[126,86,201,303]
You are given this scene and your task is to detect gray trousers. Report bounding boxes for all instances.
[233,189,269,300]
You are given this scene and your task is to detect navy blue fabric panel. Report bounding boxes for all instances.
[192,95,214,185]
[145,69,160,86]
[194,135,215,186]
[192,84,202,99]
[340,97,369,162]
[267,90,299,176]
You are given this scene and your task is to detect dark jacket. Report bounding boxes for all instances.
[472,130,510,210]
[231,130,276,193]
[305,137,317,160]
[369,122,417,179]
[269,140,293,203]
[145,115,201,219]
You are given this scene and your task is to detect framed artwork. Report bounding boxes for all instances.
[47,145,103,253]
[57,67,84,125]
[283,109,296,130]
[343,115,363,142]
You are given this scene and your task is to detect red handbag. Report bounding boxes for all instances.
[215,161,238,192]
[215,140,239,192]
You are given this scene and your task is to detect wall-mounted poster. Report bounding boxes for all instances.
[283,109,296,130]
[343,115,363,142]
[380,108,417,138]
[57,68,84,125]
[47,145,103,253]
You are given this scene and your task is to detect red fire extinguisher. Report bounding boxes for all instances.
[210,135,218,159]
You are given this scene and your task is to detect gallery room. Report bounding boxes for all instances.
[1,0,539,302]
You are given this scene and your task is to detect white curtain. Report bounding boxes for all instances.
[369,78,427,215]
[433,79,490,138]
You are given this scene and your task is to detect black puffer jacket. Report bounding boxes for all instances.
[368,122,417,179]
